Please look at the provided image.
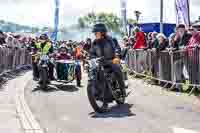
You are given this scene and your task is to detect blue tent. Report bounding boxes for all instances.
[129,23,176,37]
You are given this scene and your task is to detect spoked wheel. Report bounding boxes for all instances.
[87,82,108,113]
[115,93,125,105]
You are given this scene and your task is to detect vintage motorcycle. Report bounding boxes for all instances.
[37,54,54,89]
[87,57,126,113]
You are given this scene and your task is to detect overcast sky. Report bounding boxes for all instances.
[0,0,199,27]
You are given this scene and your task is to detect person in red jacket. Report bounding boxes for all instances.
[132,27,146,49]
[185,32,200,92]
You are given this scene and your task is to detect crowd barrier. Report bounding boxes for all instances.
[127,48,200,92]
[0,47,32,75]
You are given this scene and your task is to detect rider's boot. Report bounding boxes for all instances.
[77,79,81,87]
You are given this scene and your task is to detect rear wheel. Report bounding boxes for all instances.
[112,74,125,105]
[115,95,125,105]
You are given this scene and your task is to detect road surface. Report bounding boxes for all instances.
[24,72,200,133]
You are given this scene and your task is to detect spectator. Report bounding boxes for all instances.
[123,36,128,43]
[188,27,197,35]
[174,24,192,49]
[157,33,169,51]
[156,33,171,87]
[187,32,200,48]
[83,38,92,52]
[6,35,14,48]
[74,45,82,60]
[168,33,176,48]
[132,27,146,73]
[67,43,73,55]
[30,38,37,52]
[149,32,159,85]
[146,32,153,49]
[132,27,145,49]
[0,30,6,46]
[121,38,130,60]
[173,24,192,92]
[148,32,153,40]
[185,32,200,93]
[151,32,159,49]
[13,38,20,49]
[128,36,135,48]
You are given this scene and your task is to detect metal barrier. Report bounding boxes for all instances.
[0,47,32,75]
[127,48,200,94]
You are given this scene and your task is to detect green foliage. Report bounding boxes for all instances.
[78,12,136,34]
[78,18,86,29]
[128,19,137,25]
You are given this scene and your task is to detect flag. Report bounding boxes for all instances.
[175,0,190,26]
[51,0,60,42]
[120,0,127,33]
[120,0,127,9]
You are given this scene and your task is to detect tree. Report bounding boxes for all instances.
[41,27,49,32]
[128,19,137,25]
[194,16,200,23]
[78,18,86,29]
[77,12,136,35]
[78,12,120,33]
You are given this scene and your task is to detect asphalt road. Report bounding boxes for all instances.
[24,72,200,133]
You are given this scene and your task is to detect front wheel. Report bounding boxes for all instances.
[39,67,48,90]
[87,82,107,113]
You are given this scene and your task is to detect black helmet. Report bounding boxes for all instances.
[92,23,107,33]
[39,34,48,40]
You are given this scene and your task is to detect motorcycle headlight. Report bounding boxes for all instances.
[40,55,49,61]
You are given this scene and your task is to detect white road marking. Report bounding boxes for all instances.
[172,127,199,133]
[15,72,44,133]
[61,115,70,121]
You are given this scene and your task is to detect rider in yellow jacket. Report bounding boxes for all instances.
[32,34,54,81]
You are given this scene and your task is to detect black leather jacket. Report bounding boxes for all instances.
[90,36,120,60]
[174,32,192,49]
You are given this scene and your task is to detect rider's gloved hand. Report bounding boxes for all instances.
[112,57,120,64]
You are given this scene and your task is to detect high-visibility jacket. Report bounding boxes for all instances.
[36,42,52,54]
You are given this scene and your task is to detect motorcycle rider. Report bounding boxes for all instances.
[90,23,126,108]
[56,44,72,60]
[56,44,71,80]
[32,34,54,81]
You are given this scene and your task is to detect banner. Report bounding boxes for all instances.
[51,0,60,42]
[120,0,127,33]
[175,0,190,26]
